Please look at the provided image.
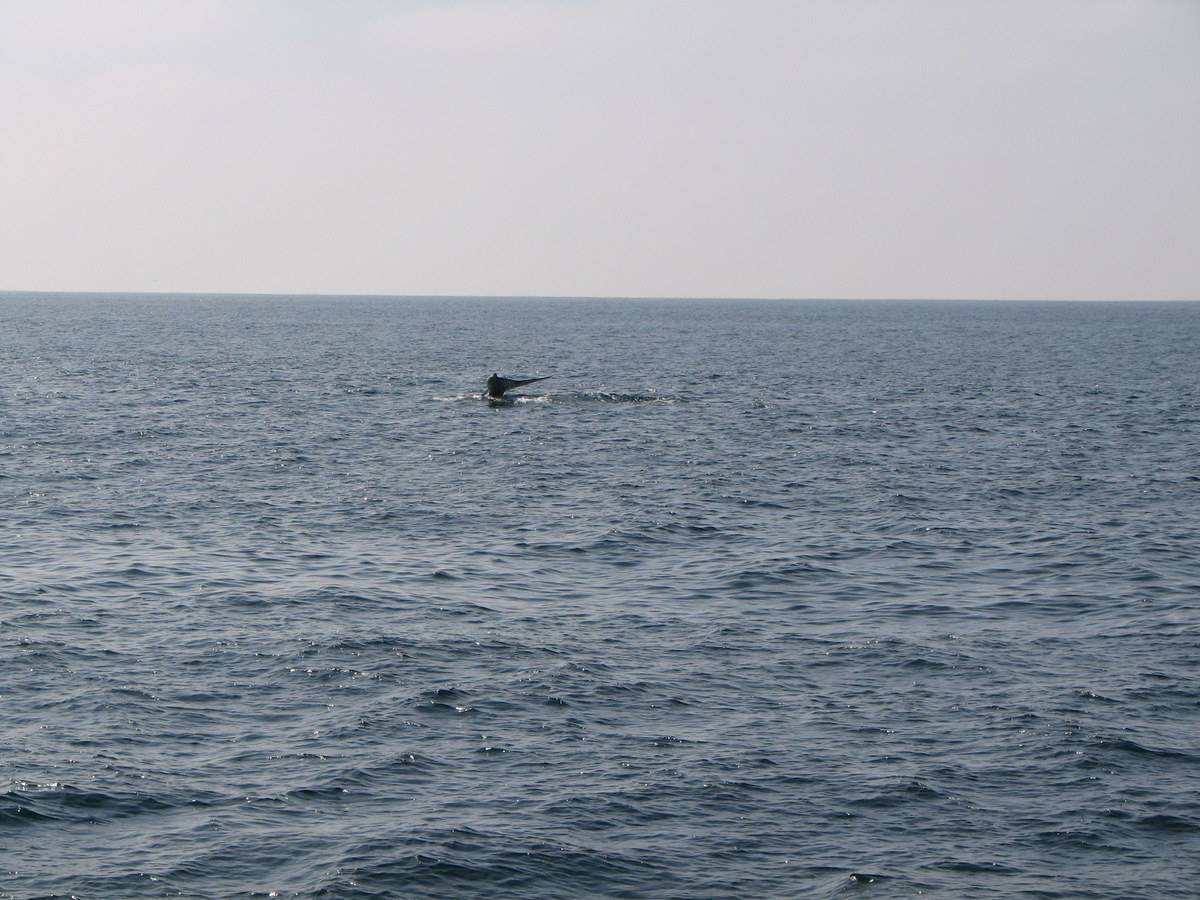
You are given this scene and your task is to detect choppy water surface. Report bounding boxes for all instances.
[1,295,1198,899]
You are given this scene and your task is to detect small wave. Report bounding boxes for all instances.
[1,783,176,826]
[1132,813,1200,833]
[923,860,1023,876]
[414,685,478,715]
[447,390,679,405]
[1094,737,1199,763]
[416,686,468,703]
[648,734,707,747]
[846,779,946,809]
[337,832,665,898]
[545,390,681,404]
[591,391,677,403]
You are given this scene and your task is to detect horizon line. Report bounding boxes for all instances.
[2,289,1196,303]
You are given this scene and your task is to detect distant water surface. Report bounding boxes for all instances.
[1,295,1198,899]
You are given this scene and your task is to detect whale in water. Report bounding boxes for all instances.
[485,373,551,399]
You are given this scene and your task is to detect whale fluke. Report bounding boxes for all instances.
[485,373,552,399]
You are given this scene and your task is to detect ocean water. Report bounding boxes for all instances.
[1,294,1197,899]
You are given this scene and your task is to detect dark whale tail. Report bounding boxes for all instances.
[485,374,551,399]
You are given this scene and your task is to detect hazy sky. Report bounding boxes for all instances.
[2,0,1197,299]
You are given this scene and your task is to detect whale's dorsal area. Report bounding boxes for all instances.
[485,374,551,399]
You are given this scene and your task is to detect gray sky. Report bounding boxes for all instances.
[2,0,1197,299]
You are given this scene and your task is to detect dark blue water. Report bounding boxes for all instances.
[2,295,1198,899]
